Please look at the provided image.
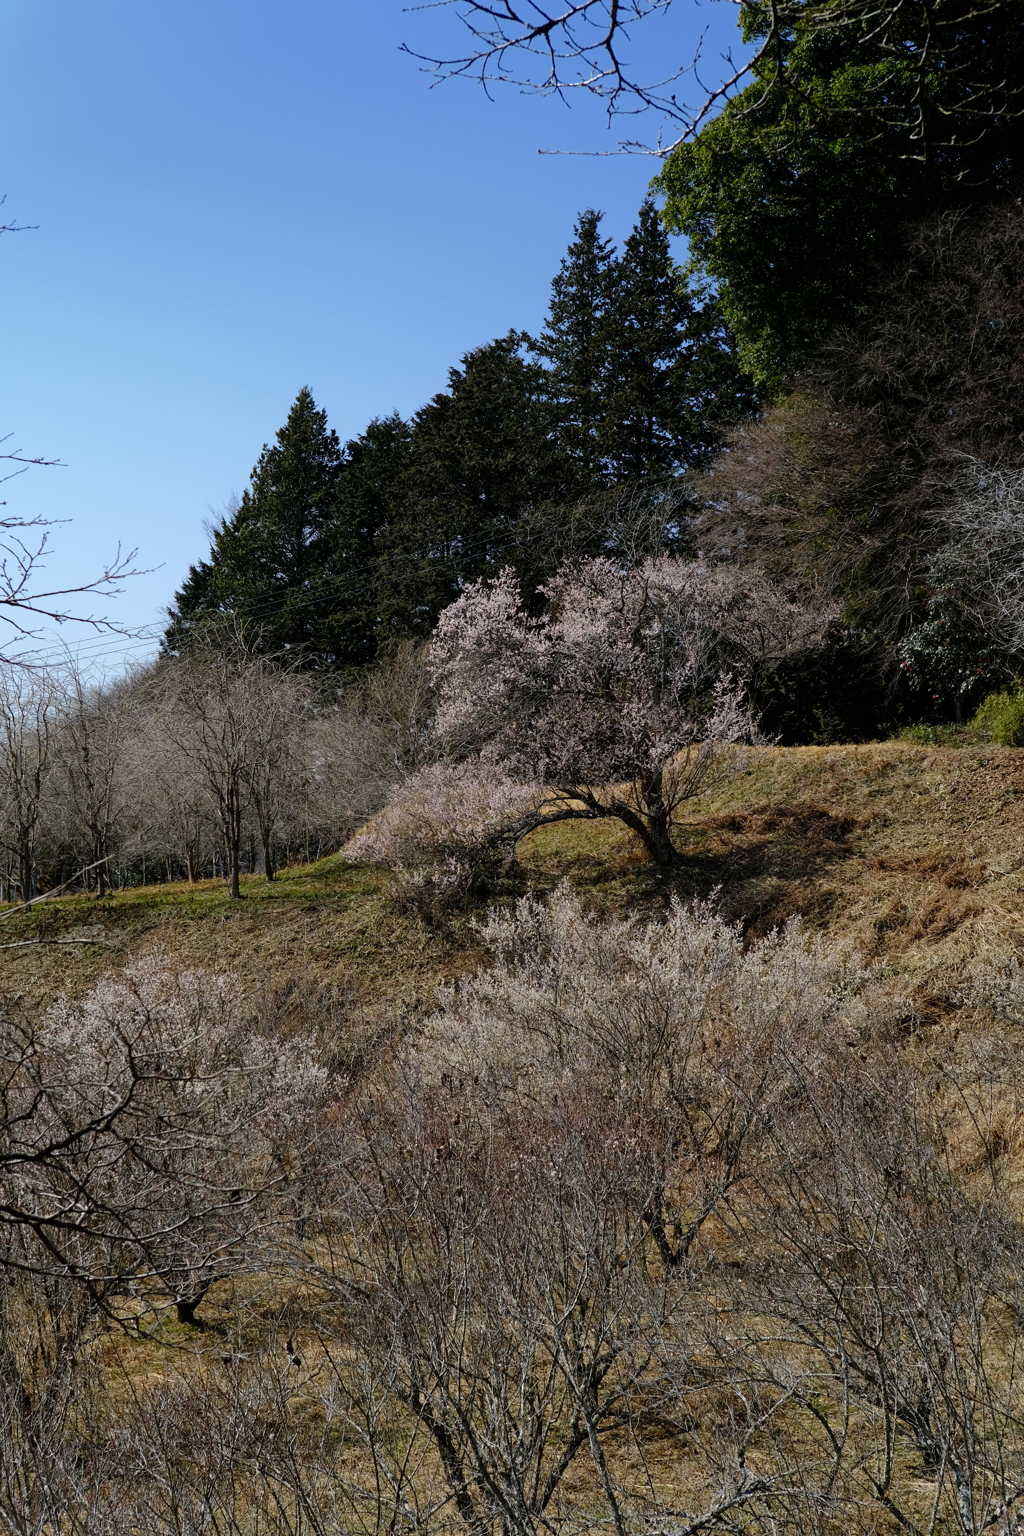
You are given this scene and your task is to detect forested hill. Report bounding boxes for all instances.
[163,74,1024,744]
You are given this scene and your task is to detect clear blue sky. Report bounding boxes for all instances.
[0,0,739,670]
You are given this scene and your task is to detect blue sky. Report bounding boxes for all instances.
[0,0,739,670]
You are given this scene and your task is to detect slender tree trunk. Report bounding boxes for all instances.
[223,786,245,899]
[262,834,275,882]
[19,846,34,907]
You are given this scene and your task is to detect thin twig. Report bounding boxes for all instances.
[0,938,112,951]
[0,856,115,920]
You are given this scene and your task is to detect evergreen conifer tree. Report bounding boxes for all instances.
[164,388,345,665]
[324,412,413,667]
[531,210,615,487]
[378,334,574,638]
[599,201,756,482]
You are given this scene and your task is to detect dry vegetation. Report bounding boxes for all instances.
[3,742,1024,1535]
[8,740,1020,1003]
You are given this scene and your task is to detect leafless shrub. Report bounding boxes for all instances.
[314,639,435,838]
[343,756,543,910]
[395,888,1024,1533]
[927,460,1024,659]
[0,1264,104,1536]
[5,873,1024,1533]
[417,883,869,1098]
[824,199,1024,475]
[290,891,895,1535]
[695,393,907,611]
[742,1036,1024,1536]
[0,954,326,1317]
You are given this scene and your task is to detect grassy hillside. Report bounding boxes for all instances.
[7,743,1019,1011]
[8,741,1024,1535]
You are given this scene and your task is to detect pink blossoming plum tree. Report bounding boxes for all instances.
[430,556,832,865]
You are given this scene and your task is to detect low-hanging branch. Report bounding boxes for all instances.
[412,0,1024,156]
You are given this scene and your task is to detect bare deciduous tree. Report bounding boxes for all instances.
[51,669,139,898]
[413,0,1024,155]
[930,461,1024,659]
[0,669,57,902]
[154,645,309,897]
[315,640,436,838]
[0,955,324,1317]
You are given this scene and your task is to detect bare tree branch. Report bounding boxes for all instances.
[412,0,1024,155]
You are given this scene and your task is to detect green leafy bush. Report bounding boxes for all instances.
[898,723,970,748]
[970,688,1024,746]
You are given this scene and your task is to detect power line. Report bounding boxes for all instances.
[5,492,674,671]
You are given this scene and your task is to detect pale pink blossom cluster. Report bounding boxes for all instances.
[413,883,875,1097]
[343,758,543,905]
[428,556,832,863]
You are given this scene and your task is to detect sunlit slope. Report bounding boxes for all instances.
[2,743,1022,1008]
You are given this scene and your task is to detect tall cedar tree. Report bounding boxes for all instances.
[324,412,413,667]
[531,210,615,488]
[375,334,576,640]
[601,200,753,482]
[165,389,344,665]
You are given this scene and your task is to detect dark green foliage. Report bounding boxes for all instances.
[165,389,344,666]
[376,334,577,639]
[532,203,756,486]
[895,597,1006,726]
[752,626,892,746]
[531,209,616,487]
[160,206,748,673]
[327,413,413,666]
[655,2,1024,386]
[601,200,754,480]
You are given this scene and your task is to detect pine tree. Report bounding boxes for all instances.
[531,210,616,487]
[164,388,344,664]
[599,200,757,484]
[599,201,702,482]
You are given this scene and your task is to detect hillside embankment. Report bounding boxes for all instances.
[1,743,1020,1010]
[5,741,1024,1536]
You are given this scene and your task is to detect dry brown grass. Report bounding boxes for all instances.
[0,855,486,1017]
[3,743,1021,1015]
[521,743,1024,981]
[7,757,1024,1536]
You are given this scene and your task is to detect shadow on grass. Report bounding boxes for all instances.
[517,799,872,938]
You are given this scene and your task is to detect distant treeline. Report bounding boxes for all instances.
[0,643,431,902]
[163,202,755,671]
